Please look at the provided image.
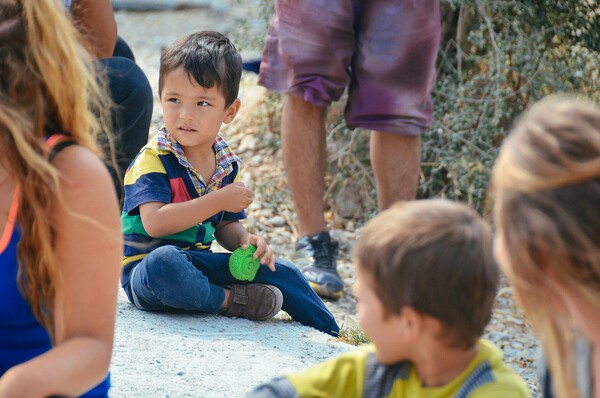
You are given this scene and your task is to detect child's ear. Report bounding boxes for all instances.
[399,307,424,341]
[223,98,241,124]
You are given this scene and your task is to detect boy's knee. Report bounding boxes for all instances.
[274,259,303,276]
[145,246,184,280]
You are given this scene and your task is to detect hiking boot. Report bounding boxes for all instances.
[221,284,283,321]
[292,231,343,299]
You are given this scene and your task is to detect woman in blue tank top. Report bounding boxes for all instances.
[0,1,122,396]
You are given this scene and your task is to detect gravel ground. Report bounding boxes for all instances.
[115,4,541,396]
[111,289,354,397]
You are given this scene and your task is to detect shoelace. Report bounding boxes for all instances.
[309,237,338,269]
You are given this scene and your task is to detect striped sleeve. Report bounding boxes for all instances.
[123,148,171,214]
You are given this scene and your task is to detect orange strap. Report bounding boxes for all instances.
[0,186,20,253]
[0,134,71,252]
[45,133,70,150]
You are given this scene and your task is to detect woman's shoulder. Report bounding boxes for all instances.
[51,144,113,190]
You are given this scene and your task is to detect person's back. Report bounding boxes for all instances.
[0,1,121,396]
[250,199,531,397]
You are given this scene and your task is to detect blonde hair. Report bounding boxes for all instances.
[0,0,112,339]
[491,95,600,397]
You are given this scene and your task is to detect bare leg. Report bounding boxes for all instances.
[370,132,421,210]
[281,95,328,237]
[220,288,230,311]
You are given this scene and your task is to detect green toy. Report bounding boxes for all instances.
[229,244,260,281]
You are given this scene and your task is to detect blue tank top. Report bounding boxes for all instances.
[0,148,110,397]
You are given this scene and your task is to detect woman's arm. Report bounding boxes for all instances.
[0,146,122,397]
[70,0,117,59]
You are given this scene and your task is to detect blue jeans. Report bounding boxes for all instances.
[123,246,340,336]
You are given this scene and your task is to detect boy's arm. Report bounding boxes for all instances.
[215,221,247,252]
[139,182,253,237]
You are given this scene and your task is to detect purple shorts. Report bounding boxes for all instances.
[258,0,441,135]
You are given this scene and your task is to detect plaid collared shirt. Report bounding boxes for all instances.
[155,126,241,196]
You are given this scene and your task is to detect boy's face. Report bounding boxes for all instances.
[160,67,240,154]
[356,266,407,364]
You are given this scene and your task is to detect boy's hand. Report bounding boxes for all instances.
[241,234,276,271]
[217,182,254,213]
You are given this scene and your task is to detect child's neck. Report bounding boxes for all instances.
[414,342,478,387]
[184,146,217,184]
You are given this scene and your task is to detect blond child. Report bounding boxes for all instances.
[491,96,600,398]
[250,199,531,397]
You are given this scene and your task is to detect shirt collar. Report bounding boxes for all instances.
[155,125,241,184]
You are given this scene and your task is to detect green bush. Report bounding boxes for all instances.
[422,0,599,213]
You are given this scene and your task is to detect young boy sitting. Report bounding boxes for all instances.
[120,31,339,336]
[249,199,531,397]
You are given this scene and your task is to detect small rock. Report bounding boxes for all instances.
[267,216,286,227]
[335,180,365,219]
[346,221,355,232]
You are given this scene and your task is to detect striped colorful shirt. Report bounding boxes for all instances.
[121,127,245,270]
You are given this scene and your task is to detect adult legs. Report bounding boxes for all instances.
[370,132,421,210]
[97,37,153,202]
[281,95,343,299]
[113,35,135,61]
[281,95,328,237]
[102,56,152,179]
[347,0,440,209]
[259,0,358,299]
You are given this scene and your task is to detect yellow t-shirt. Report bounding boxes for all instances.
[249,339,531,398]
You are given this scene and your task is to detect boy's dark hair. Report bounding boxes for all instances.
[158,30,242,107]
[353,199,499,349]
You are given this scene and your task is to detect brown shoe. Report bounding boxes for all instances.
[221,284,283,321]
